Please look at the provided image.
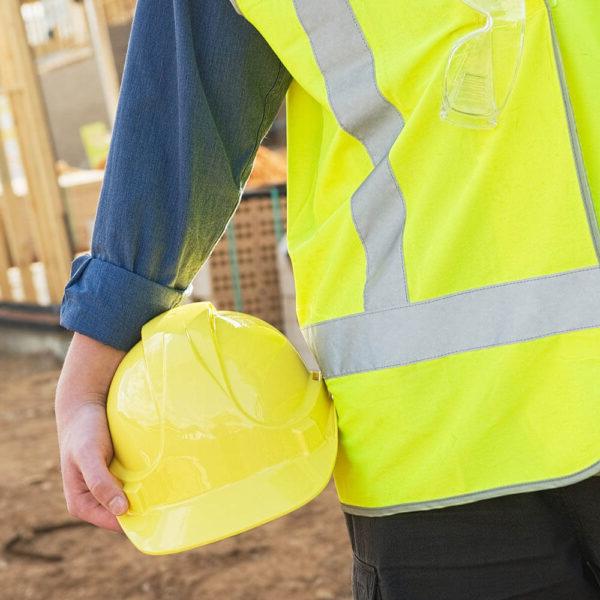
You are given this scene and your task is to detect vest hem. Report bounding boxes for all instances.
[339,458,600,516]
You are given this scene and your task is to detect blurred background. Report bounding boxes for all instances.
[0,1,351,597]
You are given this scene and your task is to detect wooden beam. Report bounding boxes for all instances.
[0,139,37,301]
[0,216,12,300]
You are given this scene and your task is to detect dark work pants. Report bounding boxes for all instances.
[345,476,600,599]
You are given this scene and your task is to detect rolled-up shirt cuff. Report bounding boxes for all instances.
[59,254,184,351]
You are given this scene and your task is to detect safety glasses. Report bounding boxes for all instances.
[441,0,526,129]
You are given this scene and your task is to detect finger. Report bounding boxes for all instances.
[78,452,129,516]
[62,461,123,532]
[74,491,123,532]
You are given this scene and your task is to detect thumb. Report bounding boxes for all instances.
[80,453,129,516]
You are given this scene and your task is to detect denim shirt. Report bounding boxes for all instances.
[59,0,292,350]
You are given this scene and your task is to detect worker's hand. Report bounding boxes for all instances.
[55,333,128,532]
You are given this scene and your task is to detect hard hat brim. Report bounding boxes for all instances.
[116,406,337,555]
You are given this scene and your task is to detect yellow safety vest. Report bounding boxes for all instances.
[231,0,600,515]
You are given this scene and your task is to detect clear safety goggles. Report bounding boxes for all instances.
[441,0,526,129]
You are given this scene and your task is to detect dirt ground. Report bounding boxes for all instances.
[0,352,353,600]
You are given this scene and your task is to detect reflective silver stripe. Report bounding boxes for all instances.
[341,457,600,516]
[304,267,600,378]
[292,0,408,308]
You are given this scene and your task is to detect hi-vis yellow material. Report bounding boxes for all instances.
[231,0,600,514]
[107,302,337,555]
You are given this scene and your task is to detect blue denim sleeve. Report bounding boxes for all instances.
[60,0,292,350]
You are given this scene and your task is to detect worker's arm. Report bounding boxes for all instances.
[56,0,291,531]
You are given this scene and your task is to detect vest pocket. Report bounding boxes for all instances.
[352,555,380,600]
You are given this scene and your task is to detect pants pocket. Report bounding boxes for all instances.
[352,554,379,600]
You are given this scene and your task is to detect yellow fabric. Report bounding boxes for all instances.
[552,0,600,229]
[329,328,600,507]
[386,2,596,300]
[247,0,597,318]
[235,0,600,510]
[286,82,370,325]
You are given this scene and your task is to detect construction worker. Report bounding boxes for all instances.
[55,0,600,597]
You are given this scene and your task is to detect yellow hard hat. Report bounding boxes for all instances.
[106,302,337,555]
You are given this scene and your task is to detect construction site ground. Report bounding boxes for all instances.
[0,351,352,600]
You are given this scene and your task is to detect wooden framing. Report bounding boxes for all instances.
[0,0,72,304]
[0,139,37,301]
